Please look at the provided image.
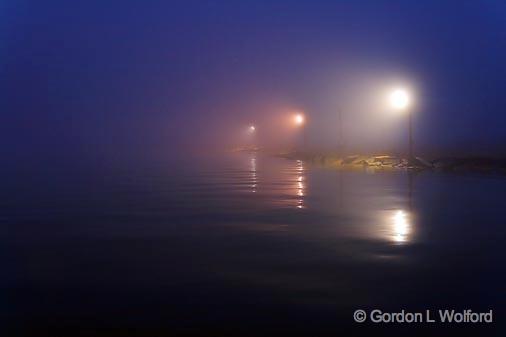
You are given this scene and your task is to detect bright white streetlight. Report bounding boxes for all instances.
[249,125,256,132]
[390,89,410,110]
[389,88,414,159]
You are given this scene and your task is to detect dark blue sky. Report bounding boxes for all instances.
[3,0,506,166]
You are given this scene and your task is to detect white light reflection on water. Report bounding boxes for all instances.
[391,209,411,243]
[296,160,305,209]
[250,155,257,193]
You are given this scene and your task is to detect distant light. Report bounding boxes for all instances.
[389,89,410,110]
[294,113,305,126]
[249,125,256,132]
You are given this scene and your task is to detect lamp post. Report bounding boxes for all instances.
[248,125,256,149]
[294,113,306,150]
[389,89,413,160]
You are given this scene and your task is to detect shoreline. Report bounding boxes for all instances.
[232,148,506,174]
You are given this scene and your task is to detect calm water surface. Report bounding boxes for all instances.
[3,153,505,336]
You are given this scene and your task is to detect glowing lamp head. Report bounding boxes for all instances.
[294,113,305,126]
[249,125,256,132]
[390,89,410,110]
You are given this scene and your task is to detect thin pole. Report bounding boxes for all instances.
[338,107,343,154]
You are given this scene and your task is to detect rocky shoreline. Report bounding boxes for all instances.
[276,151,506,173]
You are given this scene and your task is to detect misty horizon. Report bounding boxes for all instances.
[3,1,506,169]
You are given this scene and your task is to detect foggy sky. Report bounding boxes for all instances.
[3,0,506,168]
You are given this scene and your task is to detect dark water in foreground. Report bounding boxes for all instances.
[2,153,506,336]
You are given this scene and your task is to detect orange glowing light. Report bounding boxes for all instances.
[294,113,305,126]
